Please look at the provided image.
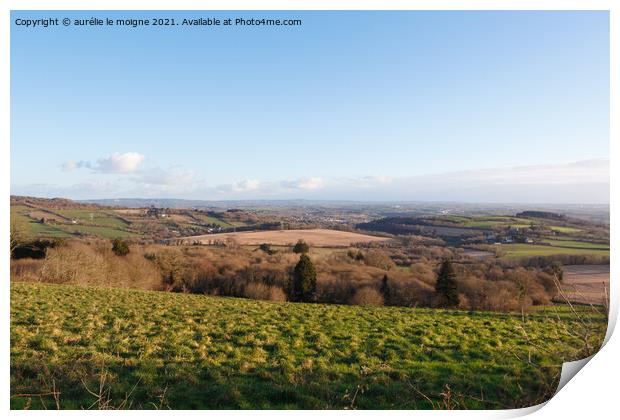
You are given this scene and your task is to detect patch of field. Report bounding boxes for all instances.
[549,226,583,234]
[10,211,71,238]
[168,214,197,224]
[54,209,130,229]
[560,265,610,306]
[66,225,136,239]
[461,248,496,259]
[10,282,605,409]
[193,214,232,227]
[182,229,392,247]
[498,244,610,259]
[543,239,609,250]
[12,206,134,239]
[461,217,532,229]
[26,210,68,223]
[114,209,145,216]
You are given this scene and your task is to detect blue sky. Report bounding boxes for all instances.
[11,11,609,203]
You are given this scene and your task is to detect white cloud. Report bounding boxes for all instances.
[231,179,261,192]
[94,152,145,173]
[62,152,144,174]
[281,177,325,190]
[133,167,196,186]
[61,160,91,172]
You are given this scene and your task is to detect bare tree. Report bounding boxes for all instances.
[10,219,27,258]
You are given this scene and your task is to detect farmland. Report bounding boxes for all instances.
[560,265,610,306]
[11,205,135,239]
[10,282,606,409]
[498,243,610,259]
[180,229,392,247]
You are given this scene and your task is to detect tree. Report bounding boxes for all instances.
[293,239,310,254]
[379,274,390,302]
[10,220,27,258]
[435,259,459,307]
[548,261,564,282]
[111,238,130,256]
[258,243,274,255]
[289,253,317,302]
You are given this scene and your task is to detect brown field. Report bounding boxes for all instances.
[180,228,392,247]
[113,209,145,215]
[560,265,610,306]
[26,210,68,223]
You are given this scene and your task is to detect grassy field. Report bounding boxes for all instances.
[543,239,609,250]
[10,282,605,409]
[11,207,135,239]
[498,243,610,259]
[54,209,130,229]
[194,214,232,228]
[549,226,583,234]
[460,217,532,229]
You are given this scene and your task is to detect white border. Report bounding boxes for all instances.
[2,1,616,419]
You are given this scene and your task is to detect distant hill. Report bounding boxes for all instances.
[11,195,110,210]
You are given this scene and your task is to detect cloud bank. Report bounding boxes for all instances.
[15,158,610,204]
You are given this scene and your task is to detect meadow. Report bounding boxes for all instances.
[498,243,610,259]
[11,206,135,239]
[11,282,606,410]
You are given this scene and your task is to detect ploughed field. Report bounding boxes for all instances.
[560,265,610,306]
[11,282,606,409]
[180,228,392,247]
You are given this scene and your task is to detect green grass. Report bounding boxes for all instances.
[54,210,130,229]
[194,214,232,228]
[457,217,532,229]
[11,210,72,238]
[543,239,609,250]
[11,282,605,409]
[549,226,583,234]
[12,208,133,239]
[66,225,136,239]
[499,243,610,259]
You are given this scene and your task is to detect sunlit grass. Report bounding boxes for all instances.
[11,282,606,409]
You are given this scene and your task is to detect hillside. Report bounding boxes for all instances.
[11,282,605,409]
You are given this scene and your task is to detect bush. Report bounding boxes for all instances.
[259,243,273,254]
[363,250,395,271]
[435,259,459,308]
[112,238,130,256]
[289,254,317,302]
[244,282,287,302]
[293,239,310,254]
[349,287,384,306]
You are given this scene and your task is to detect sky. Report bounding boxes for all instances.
[10,11,610,203]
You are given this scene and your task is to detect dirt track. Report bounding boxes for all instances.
[180,228,392,247]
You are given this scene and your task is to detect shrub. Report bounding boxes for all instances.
[289,254,317,302]
[293,239,310,254]
[380,274,390,302]
[244,282,287,302]
[363,250,395,271]
[435,259,459,308]
[111,238,130,256]
[349,287,384,306]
